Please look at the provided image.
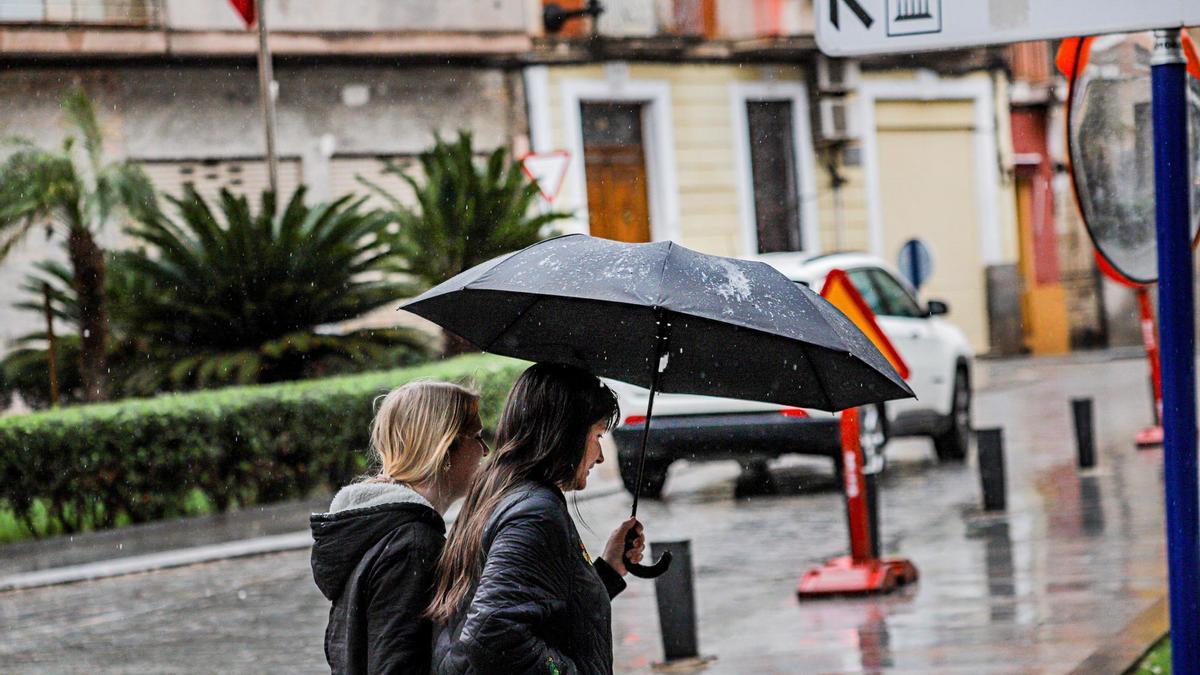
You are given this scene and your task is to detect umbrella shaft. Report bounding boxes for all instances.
[631,311,670,518]
[630,379,657,519]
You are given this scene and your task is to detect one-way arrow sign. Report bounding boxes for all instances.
[830,0,873,30]
[816,0,1199,57]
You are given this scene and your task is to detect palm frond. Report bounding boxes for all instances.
[60,85,104,173]
[372,130,570,291]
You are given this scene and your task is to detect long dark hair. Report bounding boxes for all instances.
[426,363,619,623]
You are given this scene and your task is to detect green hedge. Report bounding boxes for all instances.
[0,354,526,539]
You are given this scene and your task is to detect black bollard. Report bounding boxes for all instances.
[652,540,699,662]
[1072,397,1096,469]
[977,428,1007,512]
[865,472,881,559]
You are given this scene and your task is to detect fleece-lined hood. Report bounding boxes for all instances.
[309,482,444,601]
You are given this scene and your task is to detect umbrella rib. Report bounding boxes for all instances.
[653,241,675,308]
[798,339,837,411]
[481,292,544,353]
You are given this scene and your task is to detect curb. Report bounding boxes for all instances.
[1068,596,1168,675]
[0,482,629,592]
[0,531,313,592]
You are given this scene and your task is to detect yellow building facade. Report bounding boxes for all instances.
[525,62,1019,352]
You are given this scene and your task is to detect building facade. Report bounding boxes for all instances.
[2,0,1134,358]
[527,0,1021,353]
[0,0,533,345]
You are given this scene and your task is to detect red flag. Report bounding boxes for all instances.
[229,0,255,28]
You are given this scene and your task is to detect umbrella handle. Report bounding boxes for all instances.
[626,551,673,578]
[623,527,673,578]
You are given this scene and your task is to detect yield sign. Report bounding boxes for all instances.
[520,150,571,203]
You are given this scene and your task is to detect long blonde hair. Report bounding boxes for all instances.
[367,380,479,489]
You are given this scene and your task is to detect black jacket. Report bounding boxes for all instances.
[310,483,445,674]
[433,481,626,675]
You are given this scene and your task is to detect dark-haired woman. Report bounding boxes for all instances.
[429,363,646,675]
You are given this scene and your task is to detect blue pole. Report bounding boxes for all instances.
[1151,29,1199,673]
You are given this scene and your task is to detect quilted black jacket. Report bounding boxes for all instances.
[311,484,446,674]
[433,481,627,675]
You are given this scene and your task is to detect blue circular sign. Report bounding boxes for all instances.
[897,238,934,290]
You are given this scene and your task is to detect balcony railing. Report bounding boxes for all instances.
[0,0,162,26]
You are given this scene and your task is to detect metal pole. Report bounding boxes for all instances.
[839,408,873,562]
[631,310,670,519]
[255,0,279,195]
[977,428,1006,512]
[1151,29,1199,674]
[865,471,881,558]
[1136,287,1164,425]
[651,540,699,662]
[1071,398,1095,469]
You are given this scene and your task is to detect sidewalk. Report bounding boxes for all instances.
[0,462,626,591]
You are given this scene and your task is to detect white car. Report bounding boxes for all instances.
[608,251,974,498]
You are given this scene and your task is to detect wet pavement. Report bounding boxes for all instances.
[0,352,1170,673]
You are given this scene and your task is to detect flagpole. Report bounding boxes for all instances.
[254,0,279,195]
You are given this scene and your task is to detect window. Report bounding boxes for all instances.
[868,269,925,318]
[746,100,802,253]
[845,269,886,316]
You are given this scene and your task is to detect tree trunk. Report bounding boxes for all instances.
[68,227,108,402]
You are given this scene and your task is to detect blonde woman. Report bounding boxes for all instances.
[310,381,487,674]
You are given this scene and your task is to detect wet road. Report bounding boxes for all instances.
[0,354,1169,673]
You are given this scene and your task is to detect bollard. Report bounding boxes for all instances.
[977,428,1007,512]
[651,540,699,662]
[1072,397,1096,468]
[865,472,881,559]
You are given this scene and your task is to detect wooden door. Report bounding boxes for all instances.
[581,103,652,243]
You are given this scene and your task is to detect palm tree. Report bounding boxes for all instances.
[360,131,570,354]
[116,185,428,390]
[0,86,157,401]
[0,186,430,407]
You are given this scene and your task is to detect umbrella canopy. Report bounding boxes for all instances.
[401,234,912,411]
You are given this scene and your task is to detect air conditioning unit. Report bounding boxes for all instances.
[816,55,860,94]
[818,98,860,142]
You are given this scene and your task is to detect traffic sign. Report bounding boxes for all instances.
[816,0,1200,57]
[896,238,934,290]
[520,150,571,203]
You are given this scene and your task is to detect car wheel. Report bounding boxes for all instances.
[934,366,971,462]
[735,458,776,496]
[619,456,670,499]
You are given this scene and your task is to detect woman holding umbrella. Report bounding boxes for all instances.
[428,363,647,675]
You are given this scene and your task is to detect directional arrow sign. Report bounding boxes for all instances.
[830,0,873,31]
[816,0,1200,57]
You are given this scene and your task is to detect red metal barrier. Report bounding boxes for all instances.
[796,408,918,598]
[1136,287,1164,447]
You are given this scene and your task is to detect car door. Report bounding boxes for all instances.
[863,268,951,417]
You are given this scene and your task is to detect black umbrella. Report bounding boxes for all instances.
[401,234,913,576]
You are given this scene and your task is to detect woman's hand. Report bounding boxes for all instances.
[601,517,645,576]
